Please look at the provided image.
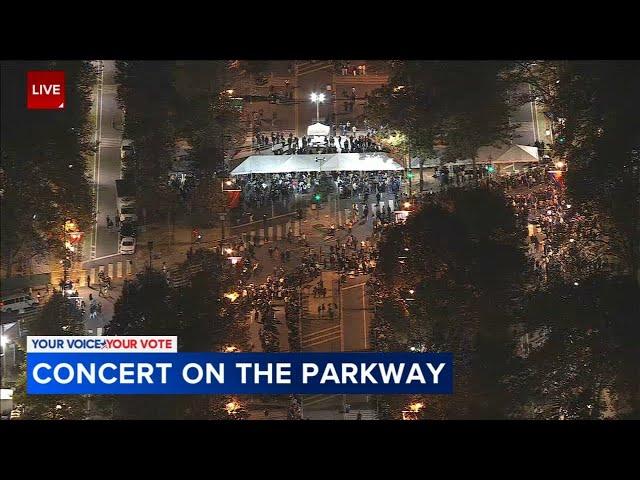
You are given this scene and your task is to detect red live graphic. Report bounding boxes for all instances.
[27,71,65,110]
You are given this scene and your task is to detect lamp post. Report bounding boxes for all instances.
[0,327,6,389]
[310,92,325,123]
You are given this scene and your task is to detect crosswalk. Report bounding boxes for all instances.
[99,137,121,148]
[343,409,378,420]
[301,324,341,349]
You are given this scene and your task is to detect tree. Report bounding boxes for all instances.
[116,61,176,224]
[13,292,87,419]
[372,187,528,418]
[507,61,640,285]
[105,268,182,419]
[173,61,246,173]
[104,250,250,419]
[366,61,517,186]
[1,61,95,277]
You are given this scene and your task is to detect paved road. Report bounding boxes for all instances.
[86,60,124,260]
[340,275,371,351]
[510,84,539,146]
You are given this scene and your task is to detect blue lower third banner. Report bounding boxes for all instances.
[27,352,453,395]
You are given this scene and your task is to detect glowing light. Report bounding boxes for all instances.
[0,335,7,347]
[403,202,411,209]
[224,292,240,302]
[555,161,565,168]
[225,401,242,415]
[310,92,325,103]
[223,345,239,353]
[574,282,579,286]
[225,180,233,186]
[569,238,575,243]
[224,248,233,255]
[409,402,423,412]
[409,289,415,295]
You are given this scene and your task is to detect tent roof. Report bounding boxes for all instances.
[230,153,403,175]
[410,144,539,167]
[307,122,330,136]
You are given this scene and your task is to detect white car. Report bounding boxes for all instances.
[119,236,136,255]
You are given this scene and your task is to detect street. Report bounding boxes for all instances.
[86,60,124,260]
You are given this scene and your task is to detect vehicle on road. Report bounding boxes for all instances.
[119,236,136,255]
[116,179,138,222]
[119,206,138,223]
[119,220,137,238]
[0,293,39,313]
[120,139,134,159]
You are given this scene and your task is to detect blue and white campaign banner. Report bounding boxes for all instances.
[27,336,177,353]
[26,337,453,395]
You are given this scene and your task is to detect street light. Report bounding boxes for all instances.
[310,92,325,123]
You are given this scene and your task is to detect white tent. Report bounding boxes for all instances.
[489,144,539,164]
[230,153,403,175]
[410,144,539,167]
[306,122,331,137]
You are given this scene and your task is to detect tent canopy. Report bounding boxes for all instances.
[231,153,403,175]
[410,144,539,168]
[306,122,330,137]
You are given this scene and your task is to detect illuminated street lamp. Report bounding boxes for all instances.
[310,92,325,123]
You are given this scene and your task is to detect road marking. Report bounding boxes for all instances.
[529,84,539,144]
[341,282,367,291]
[340,286,344,351]
[362,284,367,350]
[302,324,340,338]
[302,330,341,344]
[91,63,105,259]
[302,328,341,342]
[82,253,122,264]
[302,394,342,407]
[302,336,341,348]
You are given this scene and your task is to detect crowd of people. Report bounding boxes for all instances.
[251,125,386,155]
[502,168,585,283]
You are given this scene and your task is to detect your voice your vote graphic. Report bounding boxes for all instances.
[26,336,454,395]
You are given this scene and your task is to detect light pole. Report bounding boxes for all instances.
[0,326,6,389]
[310,92,325,123]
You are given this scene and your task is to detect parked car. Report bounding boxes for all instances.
[120,139,134,159]
[0,293,39,313]
[118,206,138,223]
[119,236,136,255]
[119,220,137,238]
